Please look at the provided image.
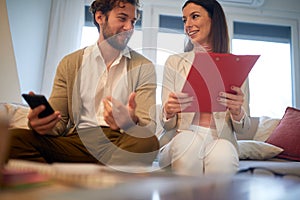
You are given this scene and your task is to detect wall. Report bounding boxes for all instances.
[6,0,51,95]
[0,0,21,103]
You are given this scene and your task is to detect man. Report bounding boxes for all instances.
[9,0,159,166]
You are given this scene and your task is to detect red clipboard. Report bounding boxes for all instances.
[181,52,260,112]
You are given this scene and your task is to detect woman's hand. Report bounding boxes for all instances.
[218,86,245,121]
[164,92,193,119]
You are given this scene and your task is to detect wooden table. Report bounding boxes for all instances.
[47,175,300,200]
[1,160,300,200]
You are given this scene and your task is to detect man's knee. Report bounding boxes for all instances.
[9,128,34,146]
[131,135,159,153]
[8,128,44,161]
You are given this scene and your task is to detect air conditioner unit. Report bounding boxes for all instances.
[218,0,264,8]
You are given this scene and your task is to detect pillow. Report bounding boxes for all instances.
[253,116,280,142]
[238,140,283,160]
[266,107,300,161]
[0,103,30,129]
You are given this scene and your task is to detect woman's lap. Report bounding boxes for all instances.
[159,129,238,175]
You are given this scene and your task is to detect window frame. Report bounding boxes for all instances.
[141,5,183,62]
[226,13,299,108]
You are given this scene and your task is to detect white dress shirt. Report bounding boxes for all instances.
[78,43,131,128]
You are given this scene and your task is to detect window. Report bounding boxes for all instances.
[156,15,186,104]
[232,22,292,118]
[157,15,185,66]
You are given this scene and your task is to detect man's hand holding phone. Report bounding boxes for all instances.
[22,92,61,135]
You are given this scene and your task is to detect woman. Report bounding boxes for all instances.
[158,0,251,176]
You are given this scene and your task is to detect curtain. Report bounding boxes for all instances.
[41,0,84,97]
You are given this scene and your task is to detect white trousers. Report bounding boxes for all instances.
[158,126,239,176]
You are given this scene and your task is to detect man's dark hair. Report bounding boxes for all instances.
[90,0,140,32]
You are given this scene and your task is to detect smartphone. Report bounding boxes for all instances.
[22,94,54,118]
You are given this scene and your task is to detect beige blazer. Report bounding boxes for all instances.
[48,48,157,137]
[160,52,252,152]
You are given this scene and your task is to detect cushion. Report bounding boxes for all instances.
[253,116,280,142]
[238,140,283,160]
[0,103,30,129]
[266,107,300,161]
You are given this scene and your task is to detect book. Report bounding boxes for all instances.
[1,168,49,189]
[181,52,260,112]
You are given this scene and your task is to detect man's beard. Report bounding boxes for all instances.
[102,21,132,50]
